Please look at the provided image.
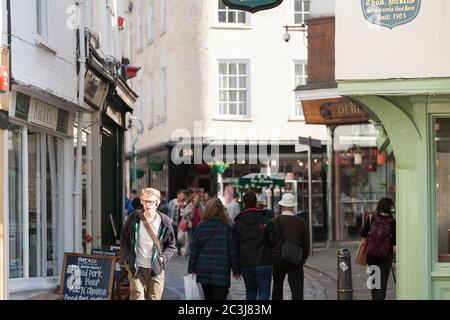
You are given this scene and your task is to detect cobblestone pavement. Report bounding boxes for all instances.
[162,241,396,300]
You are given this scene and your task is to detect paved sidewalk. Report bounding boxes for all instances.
[304,241,396,300]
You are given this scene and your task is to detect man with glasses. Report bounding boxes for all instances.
[121,188,176,300]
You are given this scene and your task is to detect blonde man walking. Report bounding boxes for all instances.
[121,188,176,300]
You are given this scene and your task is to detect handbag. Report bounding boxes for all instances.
[275,218,303,265]
[355,237,368,266]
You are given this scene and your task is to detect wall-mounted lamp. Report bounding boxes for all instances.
[283,24,307,42]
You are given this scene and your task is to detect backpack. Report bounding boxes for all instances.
[366,214,394,260]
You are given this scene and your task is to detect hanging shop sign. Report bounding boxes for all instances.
[362,0,421,29]
[222,0,283,13]
[302,98,370,125]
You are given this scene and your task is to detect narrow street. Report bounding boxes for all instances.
[162,242,396,300]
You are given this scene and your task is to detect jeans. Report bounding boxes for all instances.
[201,284,229,300]
[272,260,304,300]
[240,265,272,300]
[367,259,391,300]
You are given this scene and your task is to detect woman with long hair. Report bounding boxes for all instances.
[360,197,396,300]
[187,198,241,300]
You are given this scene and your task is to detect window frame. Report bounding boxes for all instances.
[293,0,310,26]
[136,11,143,52]
[7,126,65,284]
[215,0,251,28]
[291,60,308,120]
[35,0,49,44]
[160,0,167,35]
[160,67,167,123]
[215,60,251,120]
[148,75,155,129]
[147,2,155,43]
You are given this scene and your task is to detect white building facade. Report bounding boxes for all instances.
[3,0,135,299]
[6,0,82,299]
[125,0,327,216]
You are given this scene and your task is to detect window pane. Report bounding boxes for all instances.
[219,91,228,102]
[229,77,237,89]
[218,0,226,10]
[238,63,246,75]
[304,0,310,12]
[239,77,246,88]
[219,63,227,75]
[239,103,247,115]
[238,12,246,23]
[229,91,237,102]
[228,11,236,23]
[46,135,60,277]
[435,118,450,262]
[8,126,24,279]
[218,11,226,23]
[295,14,302,25]
[239,91,247,103]
[229,103,237,115]
[295,0,302,12]
[219,103,226,115]
[229,63,237,75]
[28,133,41,278]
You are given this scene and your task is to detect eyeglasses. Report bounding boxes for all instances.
[142,200,158,205]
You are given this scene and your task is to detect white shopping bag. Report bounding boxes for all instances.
[183,274,204,300]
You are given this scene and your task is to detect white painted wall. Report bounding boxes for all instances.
[336,0,450,80]
[11,0,78,104]
[310,0,335,18]
[126,0,327,153]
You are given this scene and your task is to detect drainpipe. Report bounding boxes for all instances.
[74,0,86,253]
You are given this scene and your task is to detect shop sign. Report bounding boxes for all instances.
[302,98,369,125]
[0,48,10,111]
[362,0,421,29]
[84,69,109,110]
[30,100,58,130]
[222,0,283,13]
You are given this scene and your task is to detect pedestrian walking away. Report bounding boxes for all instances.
[120,188,176,300]
[183,193,204,255]
[188,198,241,300]
[267,193,310,300]
[360,197,396,301]
[232,191,273,300]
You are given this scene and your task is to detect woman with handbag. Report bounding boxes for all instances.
[187,198,241,300]
[360,197,396,300]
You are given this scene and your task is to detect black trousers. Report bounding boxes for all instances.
[272,260,304,300]
[367,259,391,300]
[201,284,229,300]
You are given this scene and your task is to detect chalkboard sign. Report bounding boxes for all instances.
[59,253,116,300]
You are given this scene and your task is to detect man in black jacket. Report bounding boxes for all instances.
[121,188,176,300]
[232,191,272,300]
[267,193,310,300]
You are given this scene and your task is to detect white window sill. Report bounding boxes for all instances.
[35,40,57,55]
[289,116,306,122]
[9,277,60,294]
[213,116,252,122]
[212,24,252,30]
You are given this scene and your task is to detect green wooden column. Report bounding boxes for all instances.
[338,80,446,299]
